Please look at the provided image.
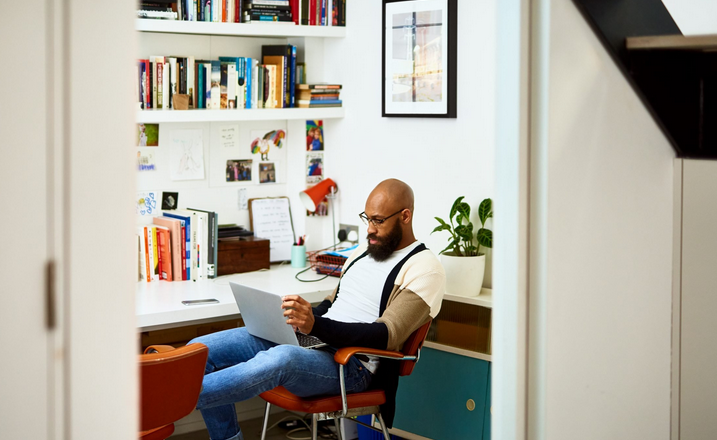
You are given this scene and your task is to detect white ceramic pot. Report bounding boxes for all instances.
[440,253,486,297]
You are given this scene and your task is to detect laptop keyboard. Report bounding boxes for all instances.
[296,332,325,348]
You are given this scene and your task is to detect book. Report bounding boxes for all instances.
[137,226,149,282]
[168,57,177,108]
[187,55,195,107]
[210,60,221,109]
[171,210,200,281]
[220,62,229,108]
[245,57,253,109]
[298,83,342,90]
[151,225,160,278]
[262,45,294,108]
[197,62,205,108]
[153,216,183,281]
[162,211,192,280]
[264,64,278,108]
[155,225,172,281]
[162,62,170,108]
[243,13,293,22]
[262,55,285,108]
[188,208,218,278]
[205,63,212,108]
[289,0,298,24]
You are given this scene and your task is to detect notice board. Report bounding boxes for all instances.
[248,197,295,262]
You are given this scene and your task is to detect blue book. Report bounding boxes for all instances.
[245,57,252,109]
[290,45,297,108]
[197,64,204,108]
[308,99,343,105]
[162,212,191,280]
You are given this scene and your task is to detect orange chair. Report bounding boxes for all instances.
[139,343,208,440]
[259,320,432,440]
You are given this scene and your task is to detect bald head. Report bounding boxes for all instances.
[364,179,417,255]
[366,179,415,214]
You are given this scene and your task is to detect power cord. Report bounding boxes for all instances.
[294,241,347,283]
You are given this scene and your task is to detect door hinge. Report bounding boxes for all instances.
[46,260,56,330]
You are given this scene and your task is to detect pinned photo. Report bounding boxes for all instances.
[161,192,179,210]
[226,159,252,182]
[306,120,324,151]
[259,163,276,184]
[137,123,159,146]
[137,150,156,171]
[306,152,324,184]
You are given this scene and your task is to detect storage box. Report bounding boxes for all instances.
[216,236,270,276]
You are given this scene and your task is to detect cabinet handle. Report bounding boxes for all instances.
[466,399,475,411]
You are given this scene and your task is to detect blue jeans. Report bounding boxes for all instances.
[189,327,373,440]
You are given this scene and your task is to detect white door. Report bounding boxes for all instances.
[0,0,54,437]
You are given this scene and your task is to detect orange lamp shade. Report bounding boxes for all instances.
[300,178,337,212]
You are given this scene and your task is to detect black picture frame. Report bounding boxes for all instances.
[382,0,457,118]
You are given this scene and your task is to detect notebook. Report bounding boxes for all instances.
[229,282,326,349]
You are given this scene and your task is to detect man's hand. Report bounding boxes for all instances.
[282,295,315,334]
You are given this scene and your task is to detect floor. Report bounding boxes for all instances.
[170,411,340,440]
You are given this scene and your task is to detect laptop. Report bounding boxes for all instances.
[229,282,327,349]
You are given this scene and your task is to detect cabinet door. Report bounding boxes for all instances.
[0,0,51,436]
[393,348,490,440]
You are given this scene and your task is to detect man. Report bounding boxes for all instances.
[190,179,445,440]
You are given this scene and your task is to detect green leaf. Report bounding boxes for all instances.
[455,224,473,242]
[456,202,471,224]
[477,228,493,248]
[431,224,452,234]
[434,216,448,227]
[478,198,492,225]
[439,238,461,255]
[449,196,465,220]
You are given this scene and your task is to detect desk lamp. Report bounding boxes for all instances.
[299,178,338,249]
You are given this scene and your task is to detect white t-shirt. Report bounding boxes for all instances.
[324,241,421,373]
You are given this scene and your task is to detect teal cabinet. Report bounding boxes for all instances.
[393,347,491,440]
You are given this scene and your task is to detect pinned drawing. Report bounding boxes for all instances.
[170,129,205,181]
[136,191,158,216]
[250,129,285,161]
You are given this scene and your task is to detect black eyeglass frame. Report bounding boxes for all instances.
[358,209,406,227]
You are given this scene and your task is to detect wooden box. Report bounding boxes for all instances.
[217,236,270,276]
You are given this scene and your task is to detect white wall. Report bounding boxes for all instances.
[662,0,717,36]
[321,0,496,284]
[528,0,675,439]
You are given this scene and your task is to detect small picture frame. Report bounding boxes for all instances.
[382,0,457,118]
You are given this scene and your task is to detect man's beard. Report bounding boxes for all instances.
[366,220,403,262]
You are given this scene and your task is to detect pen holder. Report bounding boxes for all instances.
[291,245,307,268]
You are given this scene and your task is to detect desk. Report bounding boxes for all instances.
[136,264,339,332]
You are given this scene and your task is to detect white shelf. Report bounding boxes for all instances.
[136,107,345,123]
[136,19,346,38]
[423,341,492,362]
[443,287,493,308]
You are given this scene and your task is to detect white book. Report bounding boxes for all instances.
[227,64,237,108]
[135,65,141,109]
[187,56,195,108]
[168,57,178,109]
[210,61,221,109]
[327,0,333,26]
[205,64,212,109]
[252,59,259,110]
[162,62,170,109]
[137,229,147,282]
[190,210,208,280]
[212,0,220,22]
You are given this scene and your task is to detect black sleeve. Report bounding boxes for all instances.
[309,316,389,349]
[312,299,333,317]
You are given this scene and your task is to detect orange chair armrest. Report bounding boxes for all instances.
[144,345,177,354]
[334,347,405,365]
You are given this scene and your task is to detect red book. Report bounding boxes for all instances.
[235,0,240,22]
[143,226,151,283]
[156,227,172,281]
[142,59,151,109]
[179,224,187,280]
[309,0,316,25]
[290,0,299,25]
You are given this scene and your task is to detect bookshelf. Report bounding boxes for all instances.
[137,107,345,123]
[137,18,347,38]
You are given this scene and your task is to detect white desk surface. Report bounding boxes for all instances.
[136,264,339,332]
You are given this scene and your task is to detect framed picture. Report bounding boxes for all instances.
[382,0,457,118]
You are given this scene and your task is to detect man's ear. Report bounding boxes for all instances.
[402,208,412,224]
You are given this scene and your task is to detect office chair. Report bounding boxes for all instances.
[259,320,432,440]
[139,343,208,440]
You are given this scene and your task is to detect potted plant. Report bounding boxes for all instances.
[432,196,493,297]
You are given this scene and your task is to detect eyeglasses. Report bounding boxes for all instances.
[359,209,405,227]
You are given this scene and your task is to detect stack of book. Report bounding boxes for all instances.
[297,83,342,108]
[137,0,178,20]
[137,0,246,22]
[137,45,306,110]
[243,0,293,23]
[137,208,219,282]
